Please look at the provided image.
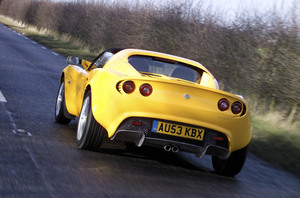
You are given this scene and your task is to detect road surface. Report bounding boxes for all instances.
[0,23,299,197]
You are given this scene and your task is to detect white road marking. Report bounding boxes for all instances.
[3,27,60,57]
[12,129,32,137]
[5,107,18,132]
[0,93,33,136]
[25,146,40,169]
[0,91,7,102]
[2,26,60,57]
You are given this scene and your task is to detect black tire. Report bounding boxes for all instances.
[54,80,71,124]
[212,145,248,177]
[76,90,106,151]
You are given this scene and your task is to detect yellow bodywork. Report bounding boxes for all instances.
[61,49,251,153]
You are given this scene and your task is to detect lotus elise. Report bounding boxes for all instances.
[55,48,251,176]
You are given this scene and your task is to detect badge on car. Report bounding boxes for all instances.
[184,94,190,99]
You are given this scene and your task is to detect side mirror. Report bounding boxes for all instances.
[67,56,81,65]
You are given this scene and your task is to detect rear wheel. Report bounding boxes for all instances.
[212,145,248,176]
[55,81,71,124]
[77,90,106,151]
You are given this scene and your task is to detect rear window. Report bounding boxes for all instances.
[128,55,202,83]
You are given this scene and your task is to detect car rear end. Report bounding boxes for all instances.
[92,76,251,159]
[91,49,251,159]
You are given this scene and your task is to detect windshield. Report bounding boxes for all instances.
[128,55,202,83]
[91,48,124,69]
[94,52,114,68]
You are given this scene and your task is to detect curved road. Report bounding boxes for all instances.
[0,23,299,197]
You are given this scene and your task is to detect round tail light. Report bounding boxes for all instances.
[140,83,152,96]
[231,101,242,114]
[218,98,229,111]
[123,81,135,94]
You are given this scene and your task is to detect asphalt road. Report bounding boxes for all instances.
[0,23,299,198]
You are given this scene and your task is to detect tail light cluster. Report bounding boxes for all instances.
[122,81,135,94]
[231,101,243,114]
[140,83,153,96]
[121,80,153,96]
[218,98,243,115]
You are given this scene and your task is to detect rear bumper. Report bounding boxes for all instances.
[111,117,230,159]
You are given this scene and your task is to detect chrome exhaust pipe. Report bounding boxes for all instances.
[164,145,172,152]
[172,146,179,153]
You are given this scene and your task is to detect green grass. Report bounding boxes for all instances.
[1,15,299,177]
[251,113,300,177]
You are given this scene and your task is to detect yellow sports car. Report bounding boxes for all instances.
[55,48,251,176]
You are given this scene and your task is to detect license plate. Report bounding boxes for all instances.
[152,120,204,141]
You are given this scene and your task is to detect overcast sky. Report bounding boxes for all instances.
[199,0,296,15]
[138,0,298,20]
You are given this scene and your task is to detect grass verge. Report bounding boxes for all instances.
[250,114,300,177]
[0,15,97,60]
[1,15,299,177]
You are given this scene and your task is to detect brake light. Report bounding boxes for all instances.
[123,81,135,94]
[131,121,142,126]
[140,83,153,96]
[231,101,242,114]
[214,137,224,141]
[218,98,229,111]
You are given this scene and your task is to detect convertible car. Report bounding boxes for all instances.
[55,48,251,176]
